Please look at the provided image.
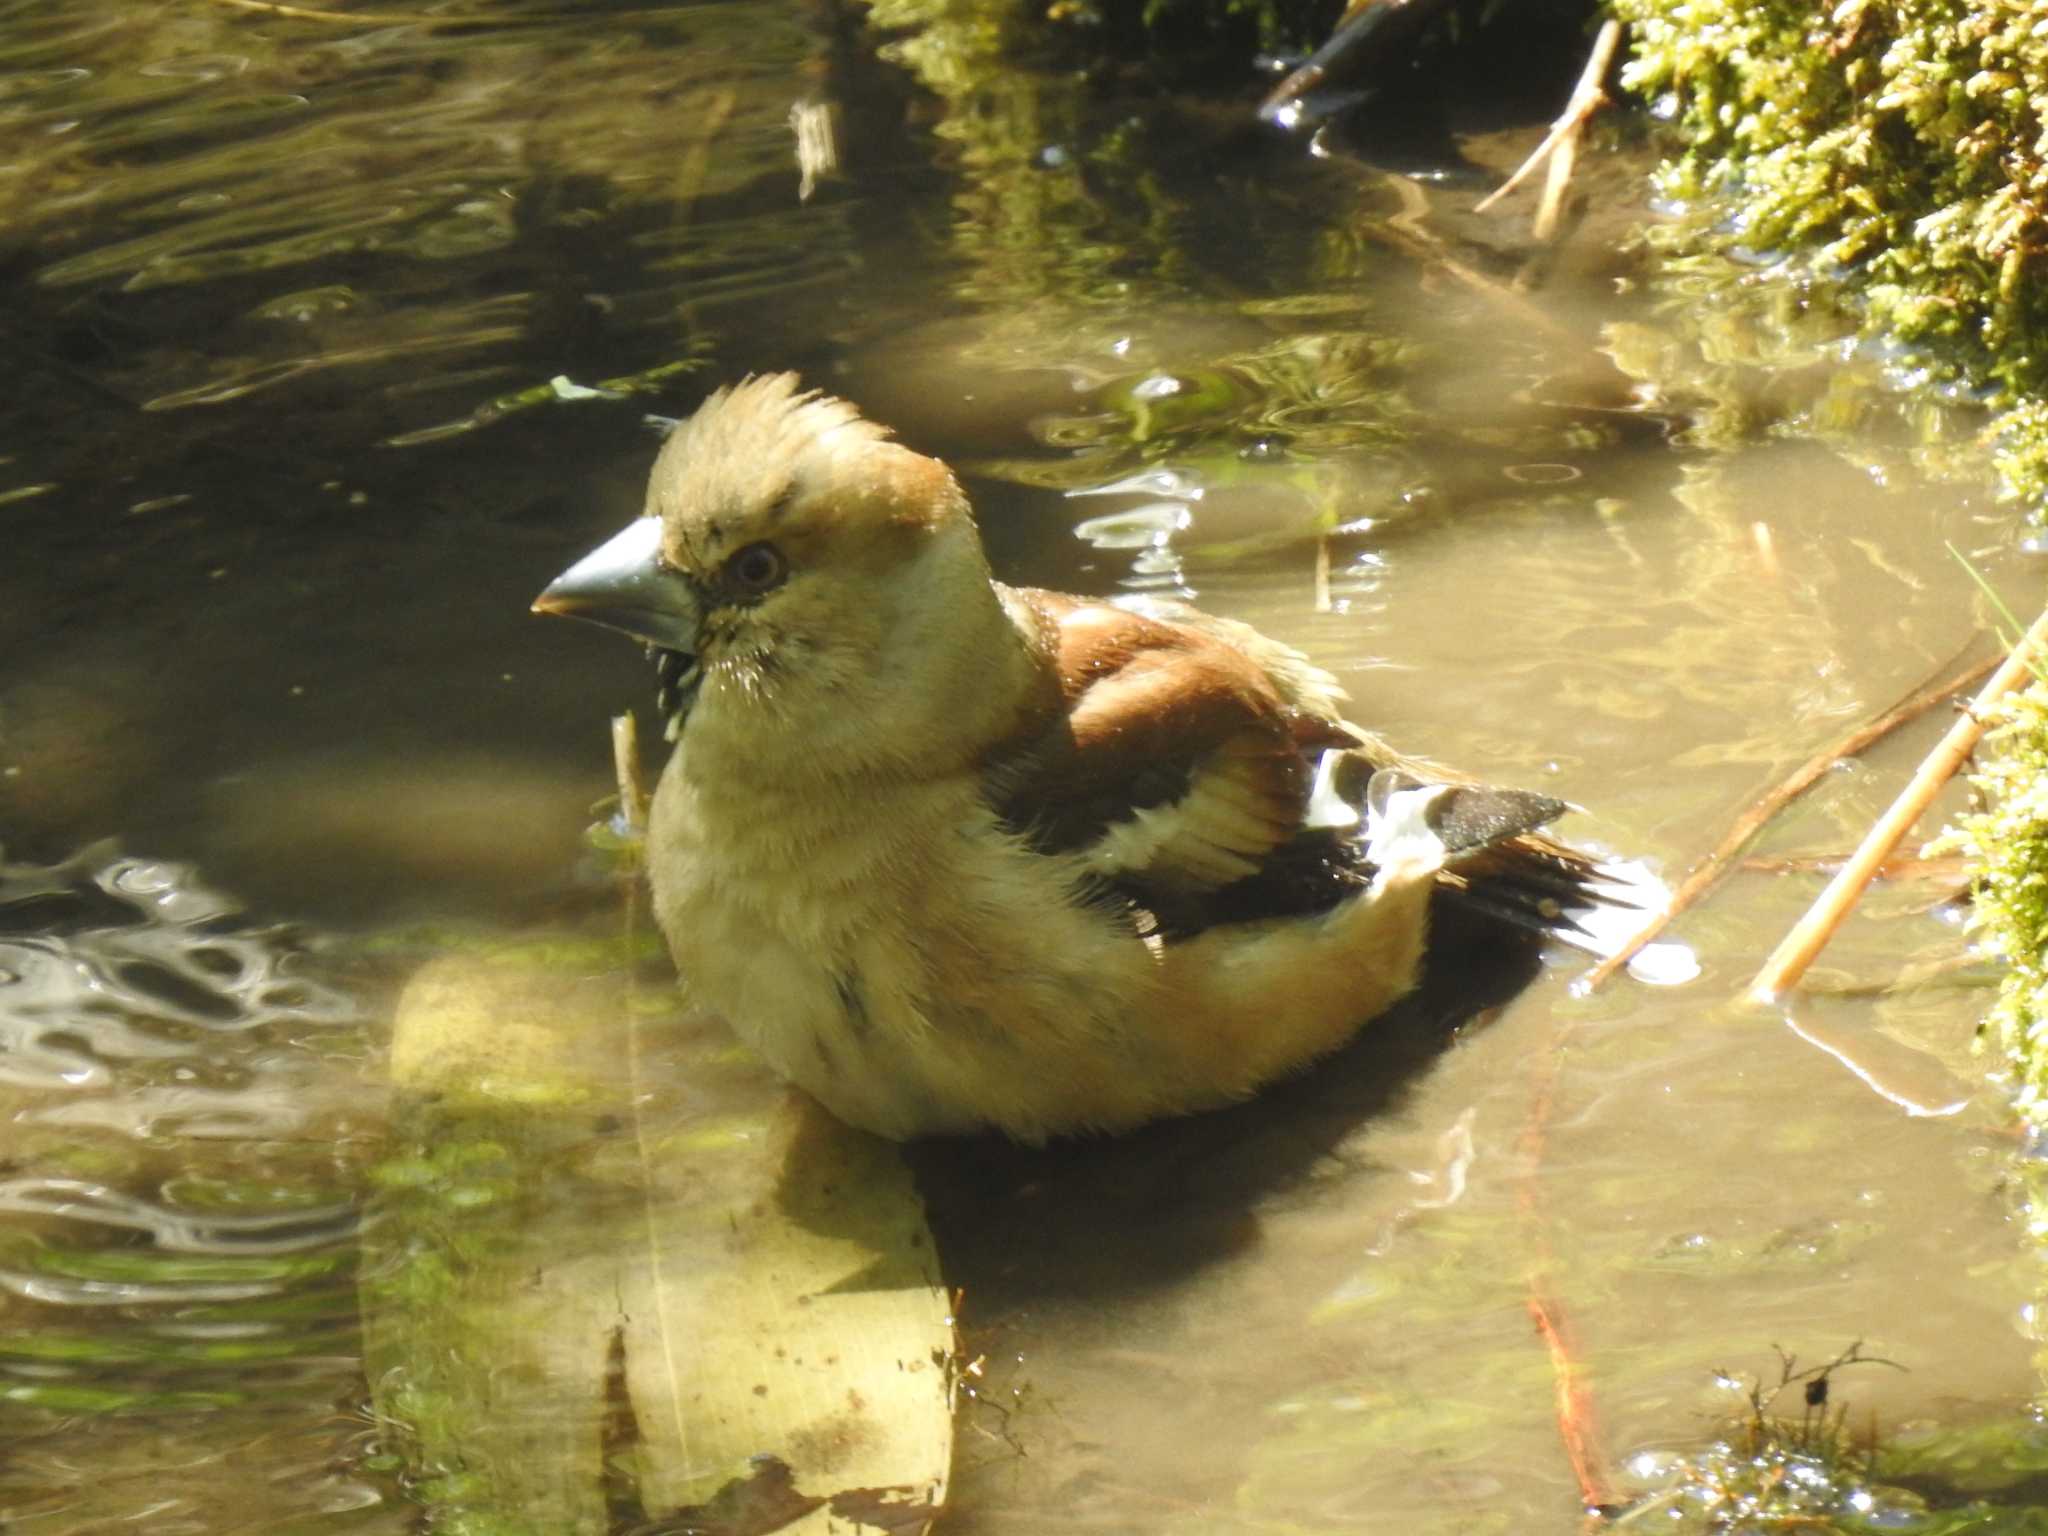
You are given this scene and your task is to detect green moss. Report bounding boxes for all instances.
[1933,683,2048,1127]
[1612,0,2048,517]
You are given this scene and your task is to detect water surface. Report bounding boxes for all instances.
[1,1,2040,1530]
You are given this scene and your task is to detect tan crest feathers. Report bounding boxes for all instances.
[643,375,963,558]
[698,372,892,451]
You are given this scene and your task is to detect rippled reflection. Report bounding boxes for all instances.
[0,847,357,1097]
[0,846,377,1528]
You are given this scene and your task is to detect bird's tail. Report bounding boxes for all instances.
[1314,753,1683,976]
[1438,833,1673,966]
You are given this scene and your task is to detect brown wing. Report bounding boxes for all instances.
[981,589,1660,954]
[984,591,1360,896]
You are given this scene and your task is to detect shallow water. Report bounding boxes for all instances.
[3,0,2044,1531]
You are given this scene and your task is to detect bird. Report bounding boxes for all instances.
[533,373,1658,1142]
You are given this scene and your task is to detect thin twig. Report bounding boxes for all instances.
[1475,18,1622,233]
[1532,21,1620,241]
[1749,607,2048,1002]
[206,0,454,21]
[612,713,651,835]
[207,0,570,24]
[1580,645,1997,992]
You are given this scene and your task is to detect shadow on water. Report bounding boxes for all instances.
[914,900,1547,1305]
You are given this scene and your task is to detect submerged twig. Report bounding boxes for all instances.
[1749,605,2048,1002]
[1737,851,1969,883]
[1527,1286,1616,1514]
[1518,1030,1617,1514]
[1786,951,1987,998]
[1475,19,1622,240]
[1375,176,1580,346]
[1580,646,1998,992]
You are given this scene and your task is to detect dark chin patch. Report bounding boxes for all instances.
[650,645,703,732]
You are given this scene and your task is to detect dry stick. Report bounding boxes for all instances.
[1532,19,1621,242]
[1474,18,1622,227]
[1749,607,2048,1002]
[1579,646,1999,993]
[1530,125,1581,245]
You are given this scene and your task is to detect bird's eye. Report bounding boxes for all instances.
[727,541,788,595]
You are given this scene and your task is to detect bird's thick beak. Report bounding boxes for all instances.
[531,517,700,652]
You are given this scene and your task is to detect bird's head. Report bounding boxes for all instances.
[535,374,1024,775]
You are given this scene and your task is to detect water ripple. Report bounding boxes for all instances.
[0,1177,356,1255]
[0,846,361,1100]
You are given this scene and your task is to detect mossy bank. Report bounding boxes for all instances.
[1613,0,2048,515]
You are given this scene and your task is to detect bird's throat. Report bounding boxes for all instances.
[650,646,703,741]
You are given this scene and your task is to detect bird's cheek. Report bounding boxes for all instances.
[698,610,743,657]
[696,616,776,694]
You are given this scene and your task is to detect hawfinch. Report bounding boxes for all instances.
[535,375,1648,1141]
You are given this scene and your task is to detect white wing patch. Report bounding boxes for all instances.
[1078,758,1301,891]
